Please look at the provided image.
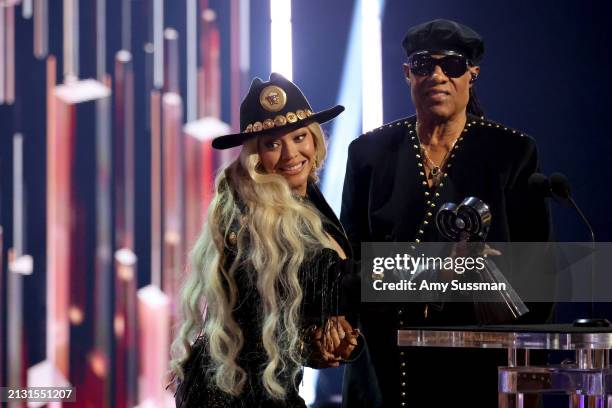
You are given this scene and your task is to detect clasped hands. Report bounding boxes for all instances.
[308,316,359,368]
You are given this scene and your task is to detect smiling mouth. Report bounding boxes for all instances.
[426,90,450,96]
[278,160,307,174]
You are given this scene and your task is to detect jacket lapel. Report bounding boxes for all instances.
[307,182,353,257]
[369,119,425,242]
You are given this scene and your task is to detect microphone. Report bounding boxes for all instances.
[549,173,571,199]
[529,172,594,242]
[528,172,608,327]
[528,172,571,200]
[527,172,551,197]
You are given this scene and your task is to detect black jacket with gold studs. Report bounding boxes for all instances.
[340,114,554,408]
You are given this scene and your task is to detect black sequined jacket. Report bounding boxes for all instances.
[174,182,357,408]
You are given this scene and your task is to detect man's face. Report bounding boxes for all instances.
[404,53,480,120]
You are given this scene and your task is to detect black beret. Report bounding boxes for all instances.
[402,19,484,64]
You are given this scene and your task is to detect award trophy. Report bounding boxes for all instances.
[436,197,529,324]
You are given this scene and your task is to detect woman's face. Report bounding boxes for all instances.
[257,126,316,196]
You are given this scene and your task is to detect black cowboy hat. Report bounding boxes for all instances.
[212,72,344,150]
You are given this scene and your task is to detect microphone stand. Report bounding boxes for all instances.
[568,196,610,327]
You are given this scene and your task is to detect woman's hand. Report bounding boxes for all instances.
[314,316,359,362]
[308,324,341,368]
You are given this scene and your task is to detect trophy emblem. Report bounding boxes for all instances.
[436,197,529,323]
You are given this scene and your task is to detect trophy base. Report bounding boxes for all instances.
[573,318,611,328]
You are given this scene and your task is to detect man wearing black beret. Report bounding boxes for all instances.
[340,19,554,407]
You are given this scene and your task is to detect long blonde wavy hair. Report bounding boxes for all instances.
[170,123,334,399]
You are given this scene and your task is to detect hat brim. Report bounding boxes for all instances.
[212,105,345,150]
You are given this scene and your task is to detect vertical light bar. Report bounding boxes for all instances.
[197,10,207,119]
[23,0,33,19]
[5,4,15,104]
[0,225,3,392]
[153,0,164,88]
[321,0,363,213]
[150,90,162,288]
[163,28,179,93]
[144,42,154,128]
[208,17,221,118]
[322,0,386,214]
[186,0,197,122]
[121,0,131,51]
[162,26,185,302]
[239,0,250,78]
[50,78,111,384]
[63,0,79,80]
[137,285,171,406]
[10,136,27,395]
[13,134,24,255]
[114,249,138,408]
[0,5,6,104]
[114,84,138,408]
[8,134,33,399]
[33,0,49,59]
[8,252,34,407]
[51,95,74,381]
[239,0,250,97]
[96,0,106,80]
[94,77,113,406]
[199,11,221,118]
[229,0,240,130]
[45,54,63,372]
[161,92,184,301]
[115,50,135,249]
[183,117,231,250]
[361,0,383,131]
[270,0,292,80]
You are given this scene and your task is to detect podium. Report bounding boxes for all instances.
[397,325,612,407]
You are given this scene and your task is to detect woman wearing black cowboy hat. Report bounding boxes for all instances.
[171,73,362,407]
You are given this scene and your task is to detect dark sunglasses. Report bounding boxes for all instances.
[407,52,472,78]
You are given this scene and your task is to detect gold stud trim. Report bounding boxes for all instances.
[243,109,314,132]
[263,118,274,129]
[274,115,287,126]
[286,112,298,123]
